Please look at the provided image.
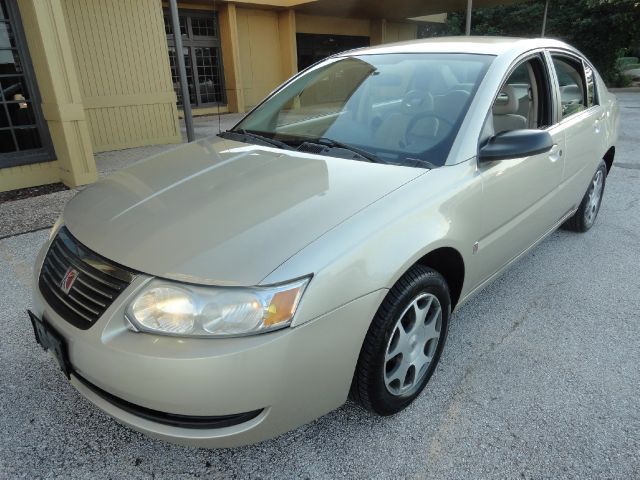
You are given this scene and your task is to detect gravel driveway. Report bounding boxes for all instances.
[1,93,638,480]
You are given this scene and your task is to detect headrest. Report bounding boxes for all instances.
[413,67,449,95]
[492,84,518,115]
[560,84,582,103]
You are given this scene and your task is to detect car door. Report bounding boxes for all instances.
[546,51,607,213]
[475,53,566,283]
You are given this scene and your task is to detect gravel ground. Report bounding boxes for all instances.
[0,95,638,479]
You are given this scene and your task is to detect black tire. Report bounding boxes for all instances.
[562,160,607,232]
[350,265,450,416]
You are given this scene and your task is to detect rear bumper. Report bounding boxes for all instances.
[31,243,385,447]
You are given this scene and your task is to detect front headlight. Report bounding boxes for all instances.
[125,277,310,337]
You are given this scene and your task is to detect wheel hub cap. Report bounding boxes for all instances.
[584,169,604,227]
[384,293,442,396]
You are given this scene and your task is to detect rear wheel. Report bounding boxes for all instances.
[562,160,607,232]
[350,265,450,416]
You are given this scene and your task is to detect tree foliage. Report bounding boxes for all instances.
[430,0,640,85]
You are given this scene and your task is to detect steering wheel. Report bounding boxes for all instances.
[404,112,454,147]
[401,89,433,115]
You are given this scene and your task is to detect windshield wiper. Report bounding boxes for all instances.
[312,137,386,164]
[219,129,292,150]
[406,157,438,170]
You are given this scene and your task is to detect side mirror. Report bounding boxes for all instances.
[479,129,553,162]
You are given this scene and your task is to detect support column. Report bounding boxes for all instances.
[219,3,245,113]
[465,0,473,36]
[278,10,297,81]
[168,0,193,142]
[541,0,550,37]
[17,0,97,188]
[370,19,387,45]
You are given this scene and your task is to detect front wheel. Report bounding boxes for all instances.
[562,160,607,232]
[350,265,450,416]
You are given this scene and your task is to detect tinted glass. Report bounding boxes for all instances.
[552,56,587,119]
[15,127,41,150]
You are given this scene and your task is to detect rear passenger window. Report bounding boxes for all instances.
[551,56,588,119]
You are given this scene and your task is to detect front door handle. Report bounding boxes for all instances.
[548,144,561,162]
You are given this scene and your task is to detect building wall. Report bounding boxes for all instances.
[385,21,419,43]
[236,8,284,109]
[296,13,371,37]
[1,1,419,193]
[2,0,97,193]
[61,0,181,152]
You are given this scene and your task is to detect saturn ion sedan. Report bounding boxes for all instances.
[29,37,619,447]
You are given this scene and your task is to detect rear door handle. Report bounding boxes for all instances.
[594,119,601,133]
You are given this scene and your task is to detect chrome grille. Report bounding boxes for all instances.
[38,227,136,329]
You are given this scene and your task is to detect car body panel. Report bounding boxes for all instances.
[31,247,386,447]
[475,121,566,284]
[63,137,423,286]
[264,159,481,324]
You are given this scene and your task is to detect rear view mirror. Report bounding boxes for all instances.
[479,129,553,162]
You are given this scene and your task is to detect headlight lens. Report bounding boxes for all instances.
[126,277,310,337]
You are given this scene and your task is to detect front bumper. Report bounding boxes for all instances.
[31,243,385,447]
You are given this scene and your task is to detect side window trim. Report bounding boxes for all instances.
[547,48,600,124]
[477,49,553,151]
[490,50,552,125]
[543,49,562,125]
[582,59,599,107]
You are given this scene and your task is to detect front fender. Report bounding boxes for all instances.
[262,159,482,326]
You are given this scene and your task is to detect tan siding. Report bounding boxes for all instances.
[5,0,97,192]
[296,14,370,37]
[237,8,283,109]
[385,22,418,43]
[0,161,60,191]
[62,0,180,152]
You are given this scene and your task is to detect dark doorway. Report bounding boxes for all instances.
[296,33,369,71]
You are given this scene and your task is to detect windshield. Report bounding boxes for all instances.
[231,53,493,168]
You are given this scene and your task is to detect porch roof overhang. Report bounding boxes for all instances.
[224,0,526,21]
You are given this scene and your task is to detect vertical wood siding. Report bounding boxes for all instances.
[62,0,181,152]
[237,8,284,109]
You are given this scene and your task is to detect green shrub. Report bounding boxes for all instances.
[617,57,639,67]
[612,72,633,87]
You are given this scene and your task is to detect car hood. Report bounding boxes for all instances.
[64,137,424,286]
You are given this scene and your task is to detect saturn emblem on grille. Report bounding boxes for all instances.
[60,267,79,294]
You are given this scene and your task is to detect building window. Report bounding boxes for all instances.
[0,0,53,169]
[163,10,225,108]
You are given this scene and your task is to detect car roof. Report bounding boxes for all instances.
[344,36,575,57]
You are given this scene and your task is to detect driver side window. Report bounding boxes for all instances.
[490,56,550,136]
